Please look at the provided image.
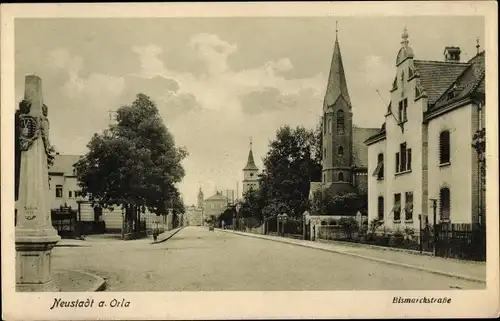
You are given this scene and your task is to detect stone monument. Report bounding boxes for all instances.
[16,75,61,292]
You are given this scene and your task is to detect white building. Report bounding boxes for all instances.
[365,28,485,231]
[48,154,82,210]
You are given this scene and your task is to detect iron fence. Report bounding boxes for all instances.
[435,223,485,261]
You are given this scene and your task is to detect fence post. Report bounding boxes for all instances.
[430,199,438,256]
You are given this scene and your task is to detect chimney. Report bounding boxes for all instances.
[444,46,461,62]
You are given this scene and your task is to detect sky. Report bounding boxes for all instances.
[15,16,484,205]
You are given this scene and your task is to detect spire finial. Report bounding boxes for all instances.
[476,37,480,54]
[250,136,252,149]
[335,21,339,40]
[401,27,409,47]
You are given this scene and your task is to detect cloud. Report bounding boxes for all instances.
[128,34,327,203]
[189,33,238,75]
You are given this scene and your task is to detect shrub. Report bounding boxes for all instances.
[339,217,358,240]
[369,218,384,234]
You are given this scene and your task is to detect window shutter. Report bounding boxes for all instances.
[407,148,412,170]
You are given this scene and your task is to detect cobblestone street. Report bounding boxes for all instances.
[52,226,483,291]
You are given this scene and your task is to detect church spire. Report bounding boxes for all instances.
[324,23,352,108]
[243,137,258,170]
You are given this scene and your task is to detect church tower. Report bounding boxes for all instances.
[242,138,259,195]
[322,24,354,185]
[197,187,204,209]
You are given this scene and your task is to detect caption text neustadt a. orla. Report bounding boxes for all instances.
[50,298,130,309]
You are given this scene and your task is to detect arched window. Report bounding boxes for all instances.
[338,172,344,181]
[323,174,326,182]
[440,187,451,221]
[337,110,345,134]
[328,119,332,134]
[439,130,451,164]
[338,146,344,156]
[377,196,384,220]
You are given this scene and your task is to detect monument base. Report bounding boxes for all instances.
[16,226,61,292]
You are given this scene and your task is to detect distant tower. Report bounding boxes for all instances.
[242,138,259,195]
[197,187,204,209]
[322,23,354,184]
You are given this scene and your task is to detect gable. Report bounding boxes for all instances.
[352,127,380,168]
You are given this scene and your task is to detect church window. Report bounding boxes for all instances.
[439,187,451,221]
[338,172,344,181]
[323,174,326,182]
[337,110,345,134]
[56,185,63,198]
[324,148,327,160]
[377,196,384,220]
[328,119,332,134]
[439,130,451,164]
[338,146,344,156]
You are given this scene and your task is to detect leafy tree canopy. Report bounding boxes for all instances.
[258,125,322,218]
[74,93,187,215]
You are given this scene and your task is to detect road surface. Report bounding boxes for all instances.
[51,226,482,291]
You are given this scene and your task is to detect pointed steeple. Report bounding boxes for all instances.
[324,23,351,108]
[243,137,258,170]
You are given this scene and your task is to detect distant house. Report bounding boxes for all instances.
[365,28,485,230]
[48,154,82,210]
[203,191,229,220]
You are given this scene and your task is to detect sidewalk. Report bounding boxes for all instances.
[220,229,486,284]
[152,226,184,244]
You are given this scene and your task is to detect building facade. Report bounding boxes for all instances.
[203,191,229,220]
[365,28,485,231]
[309,29,378,210]
[242,141,260,195]
[48,154,82,210]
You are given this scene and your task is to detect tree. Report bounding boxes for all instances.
[240,189,264,221]
[258,125,322,219]
[312,188,365,216]
[74,93,187,229]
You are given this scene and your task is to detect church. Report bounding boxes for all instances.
[309,28,379,208]
[242,140,260,195]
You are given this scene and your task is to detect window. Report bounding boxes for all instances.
[400,143,407,172]
[377,196,384,220]
[396,143,411,173]
[440,187,451,221]
[373,153,384,179]
[338,172,344,181]
[398,99,408,122]
[404,192,413,221]
[393,193,401,221]
[328,119,332,134]
[337,110,345,134]
[55,185,63,198]
[403,98,408,121]
[338,146,344,156]
[323,174,326,182]
[68,191,73,198]
[439,130,451,164]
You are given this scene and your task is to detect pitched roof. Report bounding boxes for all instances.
[352,127,380,167]
[49,154,81,176]
[433,51,485,109]
[205,191,228,202]
[243,148,258,170]
[413,60,469,104]
[324,37,351,108]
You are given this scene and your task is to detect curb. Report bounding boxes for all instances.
[55,269,107,292]
[152,227,184,244]
[220,229,486,285]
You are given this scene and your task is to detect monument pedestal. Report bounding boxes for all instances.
[15,75,61,292]
[16,229,61,292]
